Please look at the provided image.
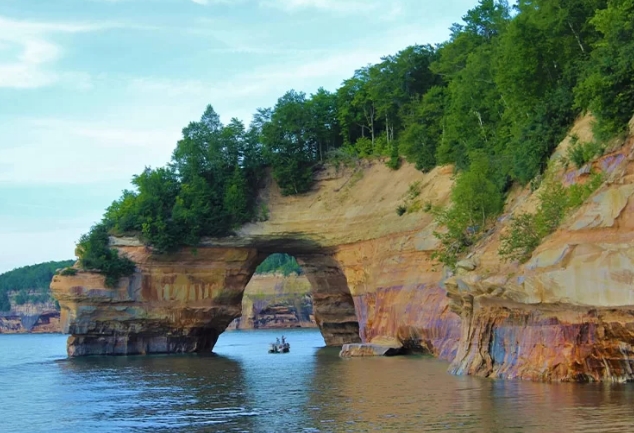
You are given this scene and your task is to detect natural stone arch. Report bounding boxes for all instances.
[236,240,361,347]
[52,236,360,356]
[51,163,458,358]
[247,239,361,346]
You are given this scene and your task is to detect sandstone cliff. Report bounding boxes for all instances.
[444,115,634,382]
[0,297,60,334]
[51,115,634,382]
[52,159,458,357]
[227,273,316,330]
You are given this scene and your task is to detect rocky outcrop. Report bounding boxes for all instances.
[340,343,405,357]
[51,116,634,382]
[445,115,634,382]
[0,298,61,334]
[340,335,407,357]
[227,273,316,329]
[52,161,459,358]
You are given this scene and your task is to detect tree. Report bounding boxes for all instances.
[306,88,341,161]
[400,86,446,172]
[76,224,136,287]
[575,0,634,139]
[262,90,316,195]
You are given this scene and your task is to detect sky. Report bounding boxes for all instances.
[0,0,482,273]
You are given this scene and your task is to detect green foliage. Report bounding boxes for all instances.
[0,260,74,311]
[575,0,634,139]
[255,254,302,276]
[407,181,422,200]
[59,267,77,276]
[14,290,29,306]
[0,292,9,311]
[326,146,359,169]
[500,172,604,262]
[568,172,605,208]
[386,143,401,170]
[261,89,340,195]
[400,86,445,172]
[497,213,542,263]
[74,0,634,278]
[431,153,504,267]
[76,224,136,287]
[256,203,269,222]
[396,181,425,216]
[566,137,605,168]
[430,205,474,268]
[354,137,373,157]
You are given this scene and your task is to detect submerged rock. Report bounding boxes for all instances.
[339,343,405,357]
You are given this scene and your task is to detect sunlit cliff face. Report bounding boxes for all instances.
[52,117,634,382]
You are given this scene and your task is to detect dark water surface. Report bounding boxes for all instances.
[1,329,634,432]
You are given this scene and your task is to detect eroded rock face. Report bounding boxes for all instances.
[52,162,459,358]
[0,311,60,334]
[444,116,634,381]
[228,273,316,330]
[52,118,634,382]
[448,298,634,382]
[0,299,61,334]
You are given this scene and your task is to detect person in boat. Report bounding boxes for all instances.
[276,337,280,344]
[281,335,286,345]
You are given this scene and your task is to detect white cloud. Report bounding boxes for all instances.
[260,0,380,14]
[0,16,120,89]
[0,117,180,184]
[190,0,239,5]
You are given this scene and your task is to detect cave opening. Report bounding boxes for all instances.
[56,239,362,357]
[228,253,316,332]
[215,244,362,349]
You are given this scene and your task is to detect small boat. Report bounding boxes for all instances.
[268,337,290,353]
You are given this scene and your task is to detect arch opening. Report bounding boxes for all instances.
[54,238,362,356]
[228,253,317,332]
[216,245,362,349]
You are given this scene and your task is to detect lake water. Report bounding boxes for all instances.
[1,329,634,432]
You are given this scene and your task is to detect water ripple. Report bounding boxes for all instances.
[2,332,634,432]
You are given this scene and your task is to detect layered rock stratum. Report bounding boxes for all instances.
[227,273,316,329]
[52,115,634,382]
[0,299,60,334]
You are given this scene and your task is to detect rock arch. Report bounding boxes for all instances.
[51,163,460,357]
[52,237,361,356]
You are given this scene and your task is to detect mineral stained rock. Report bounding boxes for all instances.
[0,300,61,334]
[445,116,634,382]
[52,116,634,382]
[228,273,316,330]
[52,161,457,358]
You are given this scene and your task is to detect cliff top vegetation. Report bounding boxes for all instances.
[255,254,302,276]
[0,260,74,311]
[76,0,634,284]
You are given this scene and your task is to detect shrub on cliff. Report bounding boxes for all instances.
[431,152,504,267]
[499,172,604,262]
[76,223,136,287]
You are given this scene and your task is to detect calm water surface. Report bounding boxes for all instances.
[1,329,633,432]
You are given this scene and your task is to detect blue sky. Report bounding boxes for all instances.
[0,0,481,273]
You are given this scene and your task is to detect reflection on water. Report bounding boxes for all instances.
[1,330,634,432]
